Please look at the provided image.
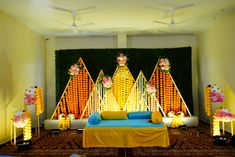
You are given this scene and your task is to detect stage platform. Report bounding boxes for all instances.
[44,116,198,130]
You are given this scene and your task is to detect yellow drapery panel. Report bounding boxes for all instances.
[83,125,170,148]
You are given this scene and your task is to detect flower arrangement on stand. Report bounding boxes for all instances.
[117,53,127,67]
[11,110,32,145]
[213,108,235,136]
[24,86,44,137]
[214,108,235,121]
[158,58,171,73]
[204,84,225,136]
[204,84,224,117]
[12,111,28,128]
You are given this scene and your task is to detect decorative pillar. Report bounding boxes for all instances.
[117,33,127,48]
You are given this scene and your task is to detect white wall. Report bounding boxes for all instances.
[197,11,235,131]
[0,10,46,144]
[46,34,198,119]
[55,36,117,50]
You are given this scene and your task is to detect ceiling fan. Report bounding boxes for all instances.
[150,3,194,27]
[50,5,95,32]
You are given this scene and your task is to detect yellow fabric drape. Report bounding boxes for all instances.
[83,125,170,148]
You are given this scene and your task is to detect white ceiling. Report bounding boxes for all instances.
[1,0,235,37]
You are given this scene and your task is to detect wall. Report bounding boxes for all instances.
[197,11,235,132]
[46,34,198,119]
[0,11,46,144]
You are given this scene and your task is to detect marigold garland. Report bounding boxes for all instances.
[112,65,135,110]
[23,111,32,140]
[204,85,212,117]
[53,59,94,119]
[52,57,192,121]
[35,87,44,116]
[149,58,189,117]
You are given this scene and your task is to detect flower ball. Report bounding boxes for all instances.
[167,111,175,118]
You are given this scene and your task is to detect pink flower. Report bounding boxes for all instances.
[24,94,36,105]
[13,111,28,128]
[102,76,113,89]
[146,83,156,95]
[24,87,37,105]
[68,64,80,76]
[215,109,235,120]
[210,85,224,103]
[117,53,127,66]
[159,58,170,72]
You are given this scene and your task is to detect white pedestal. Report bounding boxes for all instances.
[44,119,88,130]
[163,116,198,127]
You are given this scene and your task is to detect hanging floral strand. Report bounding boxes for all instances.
[204,85,211,117]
